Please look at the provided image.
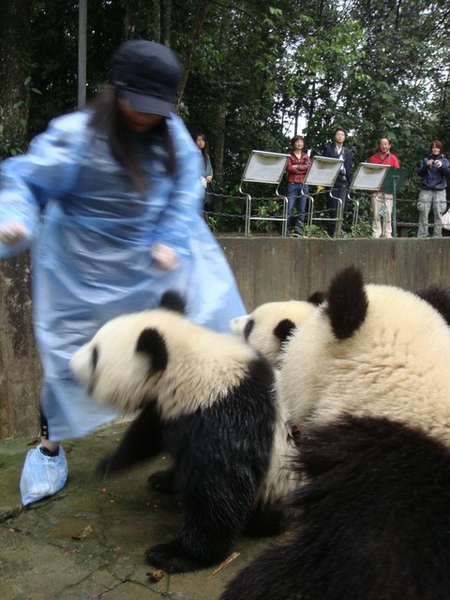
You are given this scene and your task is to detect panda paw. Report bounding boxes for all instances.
[148,468,175,493]
[144,542,206,574]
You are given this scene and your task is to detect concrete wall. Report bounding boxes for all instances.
[220,237,450,310]
[2,237,450,439]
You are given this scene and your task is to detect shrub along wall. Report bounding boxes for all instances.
[2,237,450,439]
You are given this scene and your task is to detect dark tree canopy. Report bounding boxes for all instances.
[1,0,449,200]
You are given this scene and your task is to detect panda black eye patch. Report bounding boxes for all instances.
[92,346,99,371]
[244,318,255,341]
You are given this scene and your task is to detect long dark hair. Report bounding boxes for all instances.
[195,133,210,167]
[89,85,176,194]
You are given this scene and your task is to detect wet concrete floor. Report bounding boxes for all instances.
[0,422,290,599]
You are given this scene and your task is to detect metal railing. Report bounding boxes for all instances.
[203,192,431,238]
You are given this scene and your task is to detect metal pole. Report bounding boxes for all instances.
[78,0,87,109]
[392,175,398,239]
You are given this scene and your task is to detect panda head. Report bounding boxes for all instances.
[71,290,260,417]
[280,266,450,442]
[230,294,324,368]
[70,291,188,413]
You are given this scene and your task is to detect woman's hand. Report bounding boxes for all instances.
[0,222,30,245]
[151,243,179,270]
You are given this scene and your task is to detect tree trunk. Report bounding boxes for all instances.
[176,0,212,105]
[213,107,226,184]
[161,0,172,46]
[0,0,42,439]
[0,0,31,157]
[152,0,161,42]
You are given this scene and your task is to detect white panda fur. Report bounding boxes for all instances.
[222,266,450,600]
[73,308,259,419]
[71,292,298,575]
[230,295,324,368]
[280,274,450,442]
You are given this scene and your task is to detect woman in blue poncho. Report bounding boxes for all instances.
[0,40,246,505]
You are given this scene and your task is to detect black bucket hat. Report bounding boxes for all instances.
[110,40,182,116]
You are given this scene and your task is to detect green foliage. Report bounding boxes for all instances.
[3,0,448,232]
[0,123,26,159]
[0,78,42,160]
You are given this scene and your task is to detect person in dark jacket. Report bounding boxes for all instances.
[322,128,353,236]
[416,140,450,238]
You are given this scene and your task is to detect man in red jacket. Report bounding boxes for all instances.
[369,137,400,238]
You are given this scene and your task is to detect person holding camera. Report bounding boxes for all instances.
[416,140,450,238]
[322,127,353,236]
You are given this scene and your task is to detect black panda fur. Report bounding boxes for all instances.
[70,292,298,574]
[221,266,450,600]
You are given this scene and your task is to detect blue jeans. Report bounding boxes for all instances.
[287,182,309,230]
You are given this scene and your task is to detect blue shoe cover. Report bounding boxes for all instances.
[20,444,68,506]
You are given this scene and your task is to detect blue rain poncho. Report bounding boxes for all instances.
[0,111,246,440]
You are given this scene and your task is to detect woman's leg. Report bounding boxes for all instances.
[417,190,432,238]
[287,183,298,232]
[296,185,309,232]
[432,190,446,237]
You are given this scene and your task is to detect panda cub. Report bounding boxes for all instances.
[222,266,450,600]
[230,293,324,368]
[70,292,297,574]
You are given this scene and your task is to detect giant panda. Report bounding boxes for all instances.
[230,293,325,368]
[70,292,298,575]
[221,266,450,600]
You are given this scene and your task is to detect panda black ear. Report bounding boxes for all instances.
[326,266,368,340]
[159,291,186,314]
[307,291,326,305]
[273,318,296,342]
[416,286,450,327]
[136,328,168,373]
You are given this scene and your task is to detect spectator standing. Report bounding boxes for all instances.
[0,40,246,506]
[322,128,353,236]
[416,141,450,238]
[195,133,214,213]
[369,137,400,238]
[286,135,311,235]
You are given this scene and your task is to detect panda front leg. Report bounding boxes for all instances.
[97,402,164,477]
[144,477,252,573]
